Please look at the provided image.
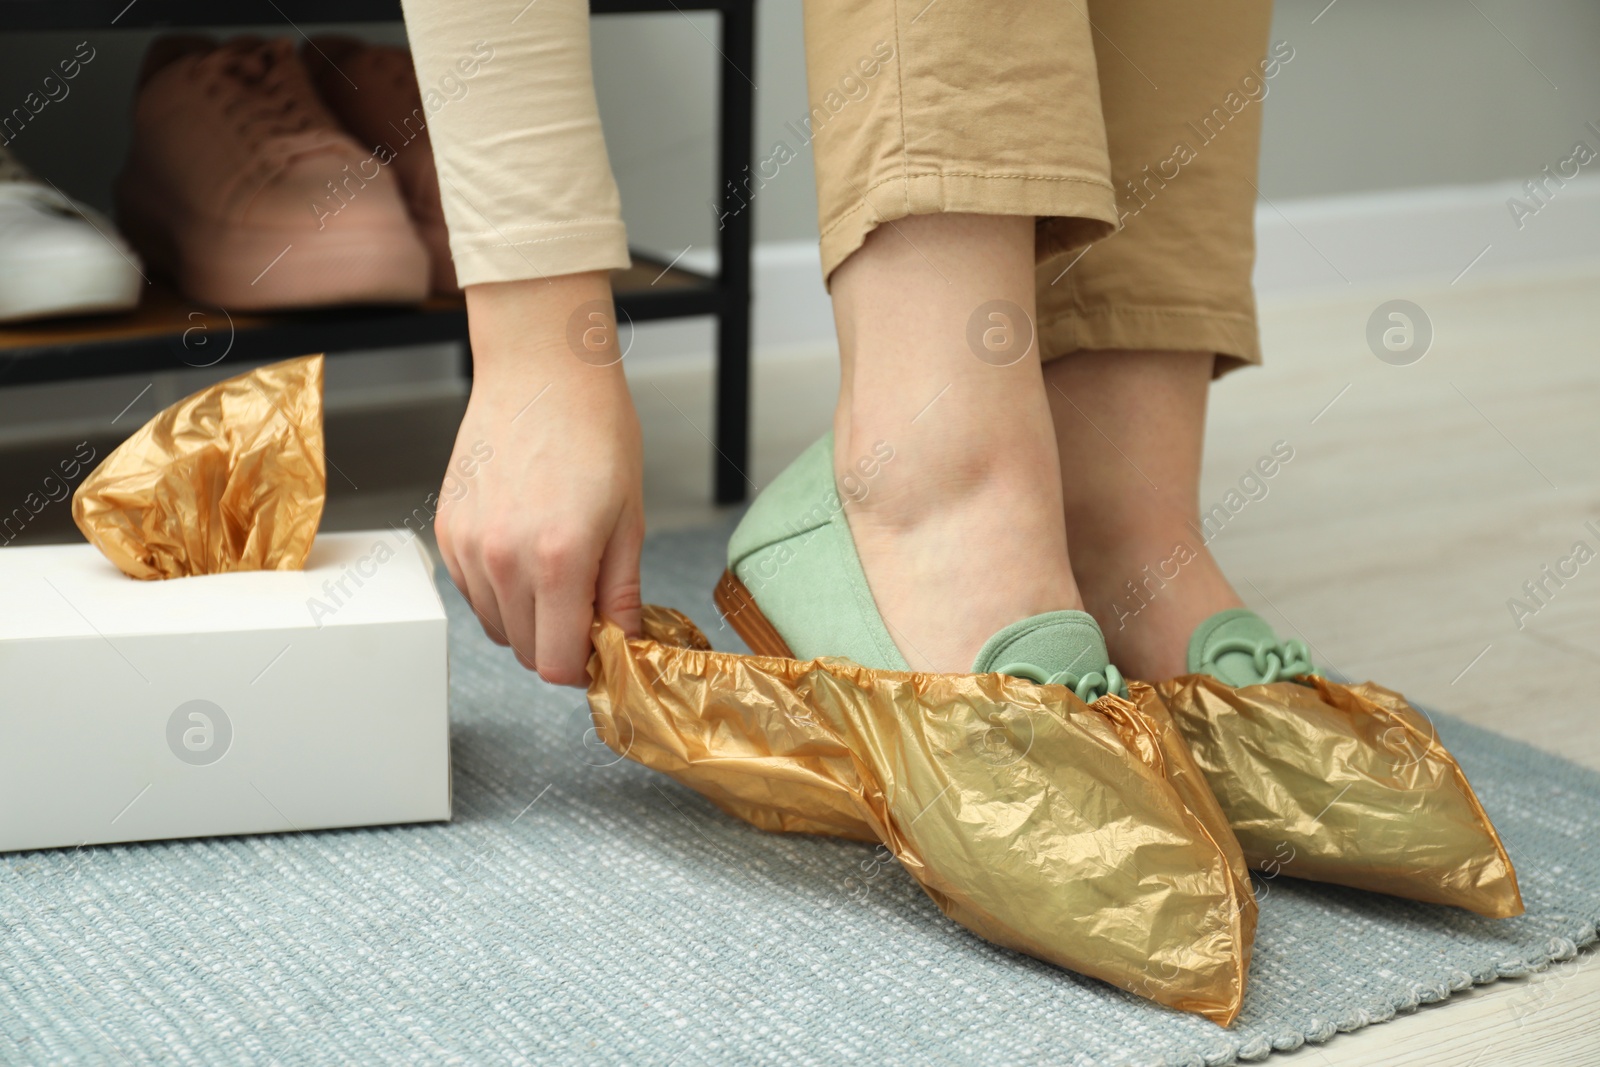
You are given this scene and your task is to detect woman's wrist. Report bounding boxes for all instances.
[463,271,627,382]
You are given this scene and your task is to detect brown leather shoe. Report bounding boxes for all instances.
[303,36,460,296]
[116,36,430,310]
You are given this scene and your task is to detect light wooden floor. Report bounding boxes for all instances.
[633,261,1600,1066]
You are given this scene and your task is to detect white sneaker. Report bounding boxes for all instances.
[0,146,143,324]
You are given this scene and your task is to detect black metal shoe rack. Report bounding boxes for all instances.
[0,0,756,504]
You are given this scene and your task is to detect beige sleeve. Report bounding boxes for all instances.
[400,0,630,285]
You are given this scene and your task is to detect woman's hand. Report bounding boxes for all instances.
[436,272,644,686]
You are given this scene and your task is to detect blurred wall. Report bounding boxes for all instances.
[2,0,1596,259]
[1258,0,1600,198]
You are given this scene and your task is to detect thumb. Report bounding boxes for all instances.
[594,516,644,638]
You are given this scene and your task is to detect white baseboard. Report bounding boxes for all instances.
[0,345,464,448]
[1252,173,1600,296]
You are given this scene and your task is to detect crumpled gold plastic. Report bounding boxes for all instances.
[588,607,1258,1025]
[72,355,326,580]
[1151,674,1522,918]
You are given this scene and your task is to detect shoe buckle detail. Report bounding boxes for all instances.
[994,661,1129,703]
[1204,635,1317,685]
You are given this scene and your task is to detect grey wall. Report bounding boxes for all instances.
[1,0,1595,255]
[1259,0,1600,199]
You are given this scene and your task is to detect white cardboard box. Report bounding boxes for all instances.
[0,530,450,853]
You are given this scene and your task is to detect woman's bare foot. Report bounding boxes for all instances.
[1045,349,1244,681]
[830,213,1083,672]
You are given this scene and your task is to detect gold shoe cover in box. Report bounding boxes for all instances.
[588,607,1257,1025]
[1150,674,1522,918]
[72,354,326,580]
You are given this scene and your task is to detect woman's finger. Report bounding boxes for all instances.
[594,514,645,638]
[531,534,600,687]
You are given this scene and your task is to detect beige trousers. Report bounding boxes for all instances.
[804,0,1280,370]
[404,0,1278,368]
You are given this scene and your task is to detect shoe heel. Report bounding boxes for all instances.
[713,569,795,659]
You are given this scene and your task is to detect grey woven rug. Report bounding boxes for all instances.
[3,518,1599,1066]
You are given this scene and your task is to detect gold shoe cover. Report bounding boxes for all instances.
[1150,675,1522,918]
[588,607,1257,1025]
[72,354,326,580]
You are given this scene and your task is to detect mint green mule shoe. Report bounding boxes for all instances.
[1187,607,1317,686]
[1156,607,1523,917]
[716,433,1127,699]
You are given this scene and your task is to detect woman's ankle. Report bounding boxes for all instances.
[829,419,1076,661]
[836,412,1061,527]
[1070,522,1244,679]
